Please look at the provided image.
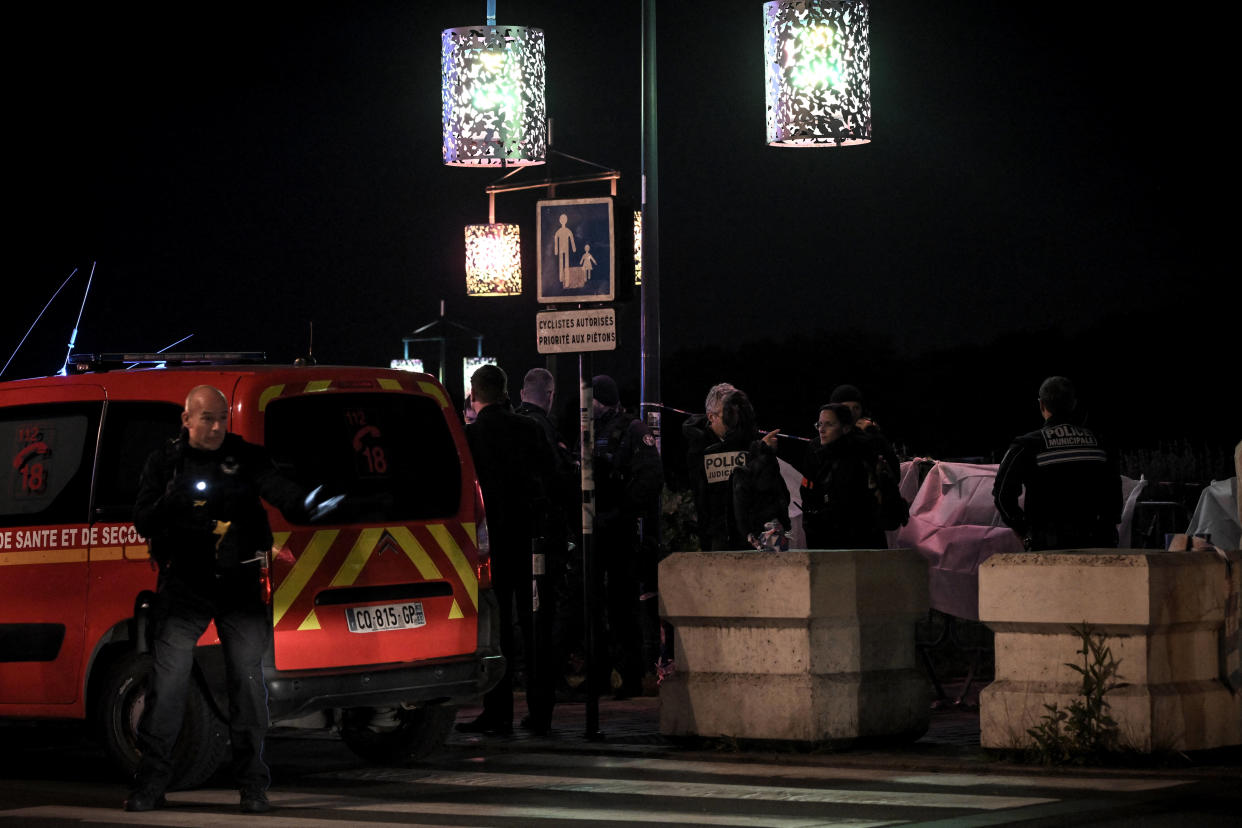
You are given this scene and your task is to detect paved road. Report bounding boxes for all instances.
[2,717,1240,826]
[0,749,1236,826]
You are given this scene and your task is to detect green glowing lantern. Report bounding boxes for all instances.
[764,0,871,147]
[442,23,546,166]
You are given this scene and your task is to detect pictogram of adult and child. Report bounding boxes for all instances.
[553,213,596,289]
[537,197,615,303]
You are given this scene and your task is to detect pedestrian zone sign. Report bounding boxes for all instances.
[536,308,616,354]
[536,197,616,303]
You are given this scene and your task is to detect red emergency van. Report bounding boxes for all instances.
[0,353,502,787]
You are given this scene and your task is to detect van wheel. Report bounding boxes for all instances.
[340,704,456,764]
[94,650,228,790]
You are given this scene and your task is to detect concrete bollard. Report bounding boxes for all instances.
[979,549,1242,753]
[658,548,931,744]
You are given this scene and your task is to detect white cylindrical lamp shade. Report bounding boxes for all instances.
[764,0,871,147]
[442,25,546,166]
[465,223,522,296]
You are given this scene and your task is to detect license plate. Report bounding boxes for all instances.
[345,601,426,633]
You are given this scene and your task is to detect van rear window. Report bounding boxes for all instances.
[0,407,94,525]
[264,392,461,522]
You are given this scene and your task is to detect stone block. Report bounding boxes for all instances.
[658,548,930,744]
[659,669,929,743]
[978,549,1242,752]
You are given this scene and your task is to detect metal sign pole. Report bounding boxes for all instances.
[579,353,603,740]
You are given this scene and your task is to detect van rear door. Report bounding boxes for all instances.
[254,380,481,672]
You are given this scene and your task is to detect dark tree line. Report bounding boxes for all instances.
[656,310,1236,486]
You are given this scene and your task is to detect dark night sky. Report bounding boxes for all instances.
[9,2,1232,458]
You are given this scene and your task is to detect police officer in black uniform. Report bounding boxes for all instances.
[683,382,744,551]
[129,385,315,814]
[590,375,663,698]
[993,376,1122,551]
[513,367,576,728]
[683,383,787,550]
[458,365,558,735]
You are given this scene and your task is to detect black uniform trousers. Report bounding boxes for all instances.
[135,582,269,793]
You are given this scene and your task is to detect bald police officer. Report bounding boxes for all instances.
[129,386,312,814]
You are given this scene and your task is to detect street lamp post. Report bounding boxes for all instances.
[640,0,661,448]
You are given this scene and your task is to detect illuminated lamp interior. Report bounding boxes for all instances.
[442,24,546,166]
[764,0,871,147]
[463,356,498,400]
[464,223,522,296]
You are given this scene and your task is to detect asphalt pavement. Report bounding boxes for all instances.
[448,680,1242,782]
[3,679,1239,826]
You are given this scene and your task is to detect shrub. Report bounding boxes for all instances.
[1027,622,1122,765]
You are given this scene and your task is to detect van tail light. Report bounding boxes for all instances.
[474,481,491,590]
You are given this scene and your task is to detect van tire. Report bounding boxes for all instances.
[94,650,228,790]
[340,704,456,764]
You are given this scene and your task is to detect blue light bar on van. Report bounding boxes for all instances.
[69,352,268,372]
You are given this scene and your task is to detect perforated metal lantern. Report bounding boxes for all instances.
[442,25,546,166]
[464,223,522,296]
[764,0,871,147]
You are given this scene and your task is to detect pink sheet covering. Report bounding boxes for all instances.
[895,461,1022,620]
[893,460,1145,620]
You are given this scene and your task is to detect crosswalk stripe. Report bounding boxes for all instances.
[313,768,1057,810]
[899,798,1122,828]
[1,801,899,828]
[488,754,1193,792]
[340,800,903,827]
[881,773,1188,792]
[0,805,462,828]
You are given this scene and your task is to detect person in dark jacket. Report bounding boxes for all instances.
[459,364,559,735]
[514,367,577,525]
[683,384,788,550]
[683,383,742,550]
[512,367,578,719]
[514,368,559,448]
[829,383,901,480]
[128,385,311,814]
[591,374,663,698]
[828,383,909,534]
[799,403,886,549]
[992,376,1121,551]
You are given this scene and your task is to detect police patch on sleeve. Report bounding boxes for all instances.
[643,433,656,448]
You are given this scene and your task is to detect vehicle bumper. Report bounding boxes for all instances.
[266,651,505,719]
